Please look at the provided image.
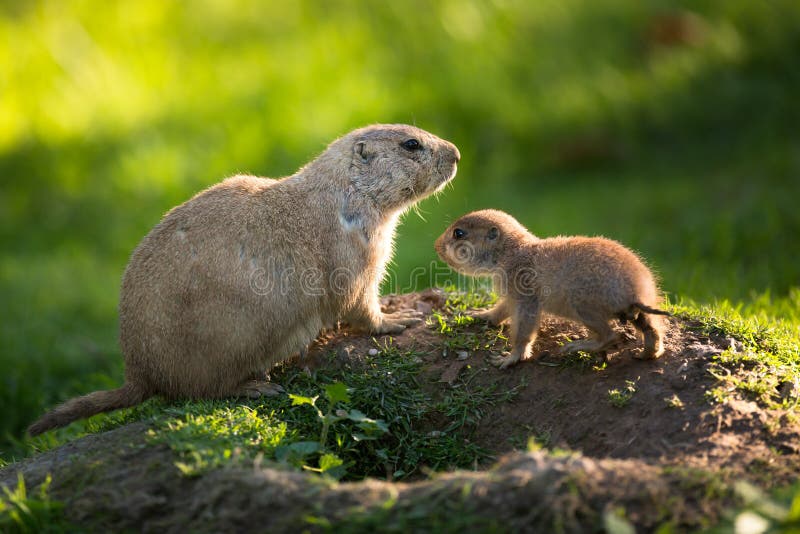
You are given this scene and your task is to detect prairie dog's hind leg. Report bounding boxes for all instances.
[633,312,666,359]
[559,310,618,355]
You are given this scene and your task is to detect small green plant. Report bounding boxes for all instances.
[704,386,731,405]
[508,424,550,451]
[270,341,490,479]
[608,380,637,408]
[559,349,601,370]
[0,473,71,533]
[664,394,685,409]
[282,382,388,478]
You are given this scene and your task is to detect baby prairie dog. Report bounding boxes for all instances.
[28,124,460,436]
[435,210,668,369]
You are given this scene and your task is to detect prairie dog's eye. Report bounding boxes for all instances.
[401,138,422,151]
[453,228,466,240]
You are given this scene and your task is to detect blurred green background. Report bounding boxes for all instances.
[1,0,799,459]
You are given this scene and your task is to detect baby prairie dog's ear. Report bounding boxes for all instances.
[487,226,499,240]
[353,140,374,164]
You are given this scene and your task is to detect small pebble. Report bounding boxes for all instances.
[457,350,470,360]
[726,337,743,352]
[368,348,379,356]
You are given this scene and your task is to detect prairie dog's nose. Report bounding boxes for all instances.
[439,140,460,164]
[450,143,461,163]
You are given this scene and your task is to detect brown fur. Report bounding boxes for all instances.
[435,209,666,369]
[28,124,460,435]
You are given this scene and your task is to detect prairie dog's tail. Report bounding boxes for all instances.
[632,302,671,316]
[27,382,150,436]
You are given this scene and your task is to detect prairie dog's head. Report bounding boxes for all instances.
[435,209,532,275]
[336,124,460,212]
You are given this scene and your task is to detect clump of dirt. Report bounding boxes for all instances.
[1,290,797,532]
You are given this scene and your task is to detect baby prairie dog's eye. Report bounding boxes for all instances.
[401,138,422,151]
[453,228,466,240]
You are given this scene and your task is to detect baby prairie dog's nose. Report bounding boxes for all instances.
[434,232,446,256]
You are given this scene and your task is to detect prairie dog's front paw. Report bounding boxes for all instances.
[471,308,498,324]
[384,309,423,322]
[372,319,408,335]
[381,310,422,329]
[371,311,422,335]
[237,380,285,399]
[489,351,520,369]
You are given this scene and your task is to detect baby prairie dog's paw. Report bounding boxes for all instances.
[489,351,521,369]
[634,346,666,360]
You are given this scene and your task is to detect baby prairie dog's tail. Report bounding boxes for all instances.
[632,302,671,316]
[27,382,150,436]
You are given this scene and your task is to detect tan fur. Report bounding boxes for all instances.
[28,124,460,435]
[435,209,666,369]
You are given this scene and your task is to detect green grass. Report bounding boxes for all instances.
[670,299,800,411]
[0,473,75,533]
[148,405,288,477]
[426,287,506,356]
[436,369,525,432]
[16,336,515,481]
[1,0,799,471]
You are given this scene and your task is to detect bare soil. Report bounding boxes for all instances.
[2,291,798,532]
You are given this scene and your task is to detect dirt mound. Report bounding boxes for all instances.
[309,290,799,484]
[1,290,797,532]
[0,424,732,532]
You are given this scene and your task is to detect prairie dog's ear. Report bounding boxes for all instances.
[487,227,499,240]
[354,140,372,163]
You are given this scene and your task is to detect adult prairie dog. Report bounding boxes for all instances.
[435,209,667,369]
[28,124,460,435]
